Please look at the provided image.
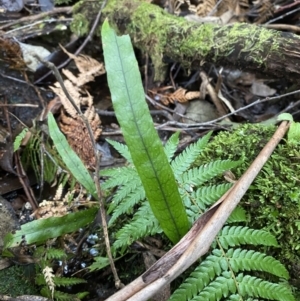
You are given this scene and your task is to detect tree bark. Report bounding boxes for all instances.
[85,0,300,82]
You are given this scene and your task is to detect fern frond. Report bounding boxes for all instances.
[218,226,278,249]
[227,206,247,223]
[181,160,240,186]
[52,289,81,301]
[171,131,212,177]
[107,175,142,214]
[194,183,233,208]
[226,248,289,279]
[106,139,133,164]
[13,127,28,151]
[53,276,86,287]
[236,273,295,301]
[169,251,226,301]
[193,271,235,301]
[109,186,146,226]
[112,203,161,252]
[101,166,138,189]
[164,132,180,162]
[169,242,290,301]
[89,256,110,272]
[45,248,67,260]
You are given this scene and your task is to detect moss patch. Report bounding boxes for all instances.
[0,264,37,296]
[196,123,300,287]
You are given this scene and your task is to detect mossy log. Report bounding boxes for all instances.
[83,0,300,82]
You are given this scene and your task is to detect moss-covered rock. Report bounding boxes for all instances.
[196,123,300,288]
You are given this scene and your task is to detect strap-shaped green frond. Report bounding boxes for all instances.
[106,139,133,164]
[102,20,189,243]
[171,131,212,177]
[226,248,288,279]
[112,203,161,252]
[237,274,295,301]
[180,160,241,186]
[164,132,180,162]
[218,226,278,249]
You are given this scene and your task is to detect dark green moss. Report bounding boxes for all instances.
[0,264,37,296]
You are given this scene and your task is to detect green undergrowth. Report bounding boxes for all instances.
[196,123,300,287]
[98,21,296,300]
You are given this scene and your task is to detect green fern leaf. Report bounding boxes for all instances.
[171,132,212,177]
[227,206,247,223]
[53,276,86,287]
[113,203,161,252]
[169,251,225,301]
[109,186,146,226]
[218,226,278,249]
[101,166,138,189]
[106,139,133,164]
[164,132,180,162]
[181,160,241,186]
[41,287,78,301]
[13,127,28,151]
[237,273,295,301]
[226,248,289,279]
[194,271,236,301]
[107,175,142,214]
[89,256,110,272]
[45,248,67,260]
[194,183,233,208]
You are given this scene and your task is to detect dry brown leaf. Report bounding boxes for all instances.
[149,87,200,105]
[49,48,103,170]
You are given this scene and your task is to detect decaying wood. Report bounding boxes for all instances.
[105,120,290,301]
[93,0,300,82]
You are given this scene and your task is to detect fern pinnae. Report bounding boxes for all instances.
[53,276,86,287]
[113,203,161,251]
[101,166,138,190]
[107,176,142,214]
[192,271,235,301]
[237,274,295,301]
[169,252,226,301]
[194,183,233,207]
[109,186,146,226]
[106,139,133,164]
[226,207,247,223]
[226,248,288,278]
[171,131,212,177]
[180,160,241,186]
[164,131,180,162]
[45,248,67,260]
[218,226,278,249]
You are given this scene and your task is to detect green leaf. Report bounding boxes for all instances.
[288,122,300,145]
[4,207,98,248]
[277,113,293,122]
[13,127,28,152]
[89,256,110,272]
[47,113,97,198]
[101,19,189,243]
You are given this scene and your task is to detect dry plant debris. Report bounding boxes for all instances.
[174,0,275,24]
[148,87,201,105]
[50,47,105,169]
